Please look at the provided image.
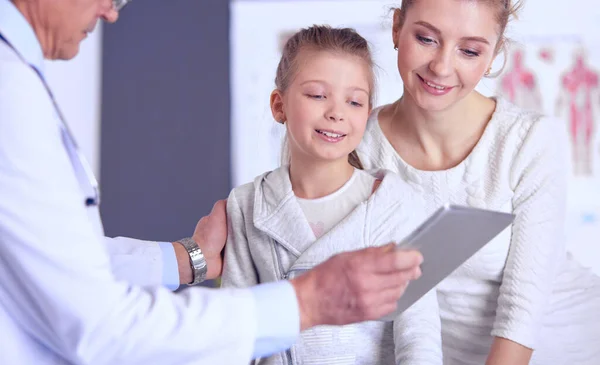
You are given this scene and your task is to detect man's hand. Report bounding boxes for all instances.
[192,199,228,280]
[290,244,423,330]
[173,200,228,284]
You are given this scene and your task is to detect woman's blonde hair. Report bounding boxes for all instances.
[394,0,525,76]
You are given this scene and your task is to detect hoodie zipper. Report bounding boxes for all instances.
[272,240,314,365]
[272,240,294,365]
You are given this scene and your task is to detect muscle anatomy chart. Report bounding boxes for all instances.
[556,52,600,177]
[498,49,543,111]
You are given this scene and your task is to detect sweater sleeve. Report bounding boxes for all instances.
[221,189,301,360]
[393,289,443,364]
[491,116,568,349]
[221,190,260,289]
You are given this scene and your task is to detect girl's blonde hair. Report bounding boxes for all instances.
[276,25,376,169]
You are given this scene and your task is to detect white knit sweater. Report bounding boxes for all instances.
[357,98,600,365]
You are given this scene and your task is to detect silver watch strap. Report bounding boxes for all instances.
[178,237,208,285]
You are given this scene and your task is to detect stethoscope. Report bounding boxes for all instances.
[0,0,134,208]
[1,34,101,207]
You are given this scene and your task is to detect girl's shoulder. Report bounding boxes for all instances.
[229,166,292,214]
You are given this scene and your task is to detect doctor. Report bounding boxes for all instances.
[0,0,426,364]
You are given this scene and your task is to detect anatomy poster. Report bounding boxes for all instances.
[556,51,600,177]
[491,40,600,180]
[497,47,544,111]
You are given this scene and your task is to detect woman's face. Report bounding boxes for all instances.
[393,0,500,111]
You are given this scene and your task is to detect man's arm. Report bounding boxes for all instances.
[104,199,228,289]
[103,237,180,289]
[1,63,265,364]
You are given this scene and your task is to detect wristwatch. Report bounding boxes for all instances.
[177,237,208,285]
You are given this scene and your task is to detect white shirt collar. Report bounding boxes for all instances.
[0,0,45,75]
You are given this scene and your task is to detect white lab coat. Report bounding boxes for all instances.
[0,29,261,365]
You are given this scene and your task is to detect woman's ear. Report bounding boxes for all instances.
[486,38,508,77]
[270,89,286,124]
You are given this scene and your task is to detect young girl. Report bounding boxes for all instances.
[357,1,600,364]
[221,26,442,365]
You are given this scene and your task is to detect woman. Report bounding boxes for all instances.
[357,0,600,364]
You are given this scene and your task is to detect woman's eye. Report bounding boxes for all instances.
[462,49,481,58]
[417,35,436,45]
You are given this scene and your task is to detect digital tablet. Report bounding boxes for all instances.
[380,204,515,321]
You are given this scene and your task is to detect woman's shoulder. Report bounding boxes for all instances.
[364,169,427,241]
[358,105,397,168]
[485,98,565,155]
[489,98,568,173]
[364,104,389,133]
[492,98,561,136]
[366,169,422,207]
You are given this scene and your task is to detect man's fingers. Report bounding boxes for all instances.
[371,303,399,321]
[413,265,422,279]
[367,268,419,291]
[372,286,408,318]
[381,280,410,301]
[368,246,423,274]
[211,199,227,216]
[379,243,397,253]
[359,286,407,321]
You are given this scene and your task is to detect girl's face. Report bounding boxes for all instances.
[393,0,500,111]
[272,50,372,166]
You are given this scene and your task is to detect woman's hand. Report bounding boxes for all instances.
[486,337,533,365]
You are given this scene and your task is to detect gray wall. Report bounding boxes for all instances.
[100,0,230,242]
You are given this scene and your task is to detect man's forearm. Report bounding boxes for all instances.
[173,242,193,285]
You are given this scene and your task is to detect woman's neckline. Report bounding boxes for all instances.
[371,97,503,176]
